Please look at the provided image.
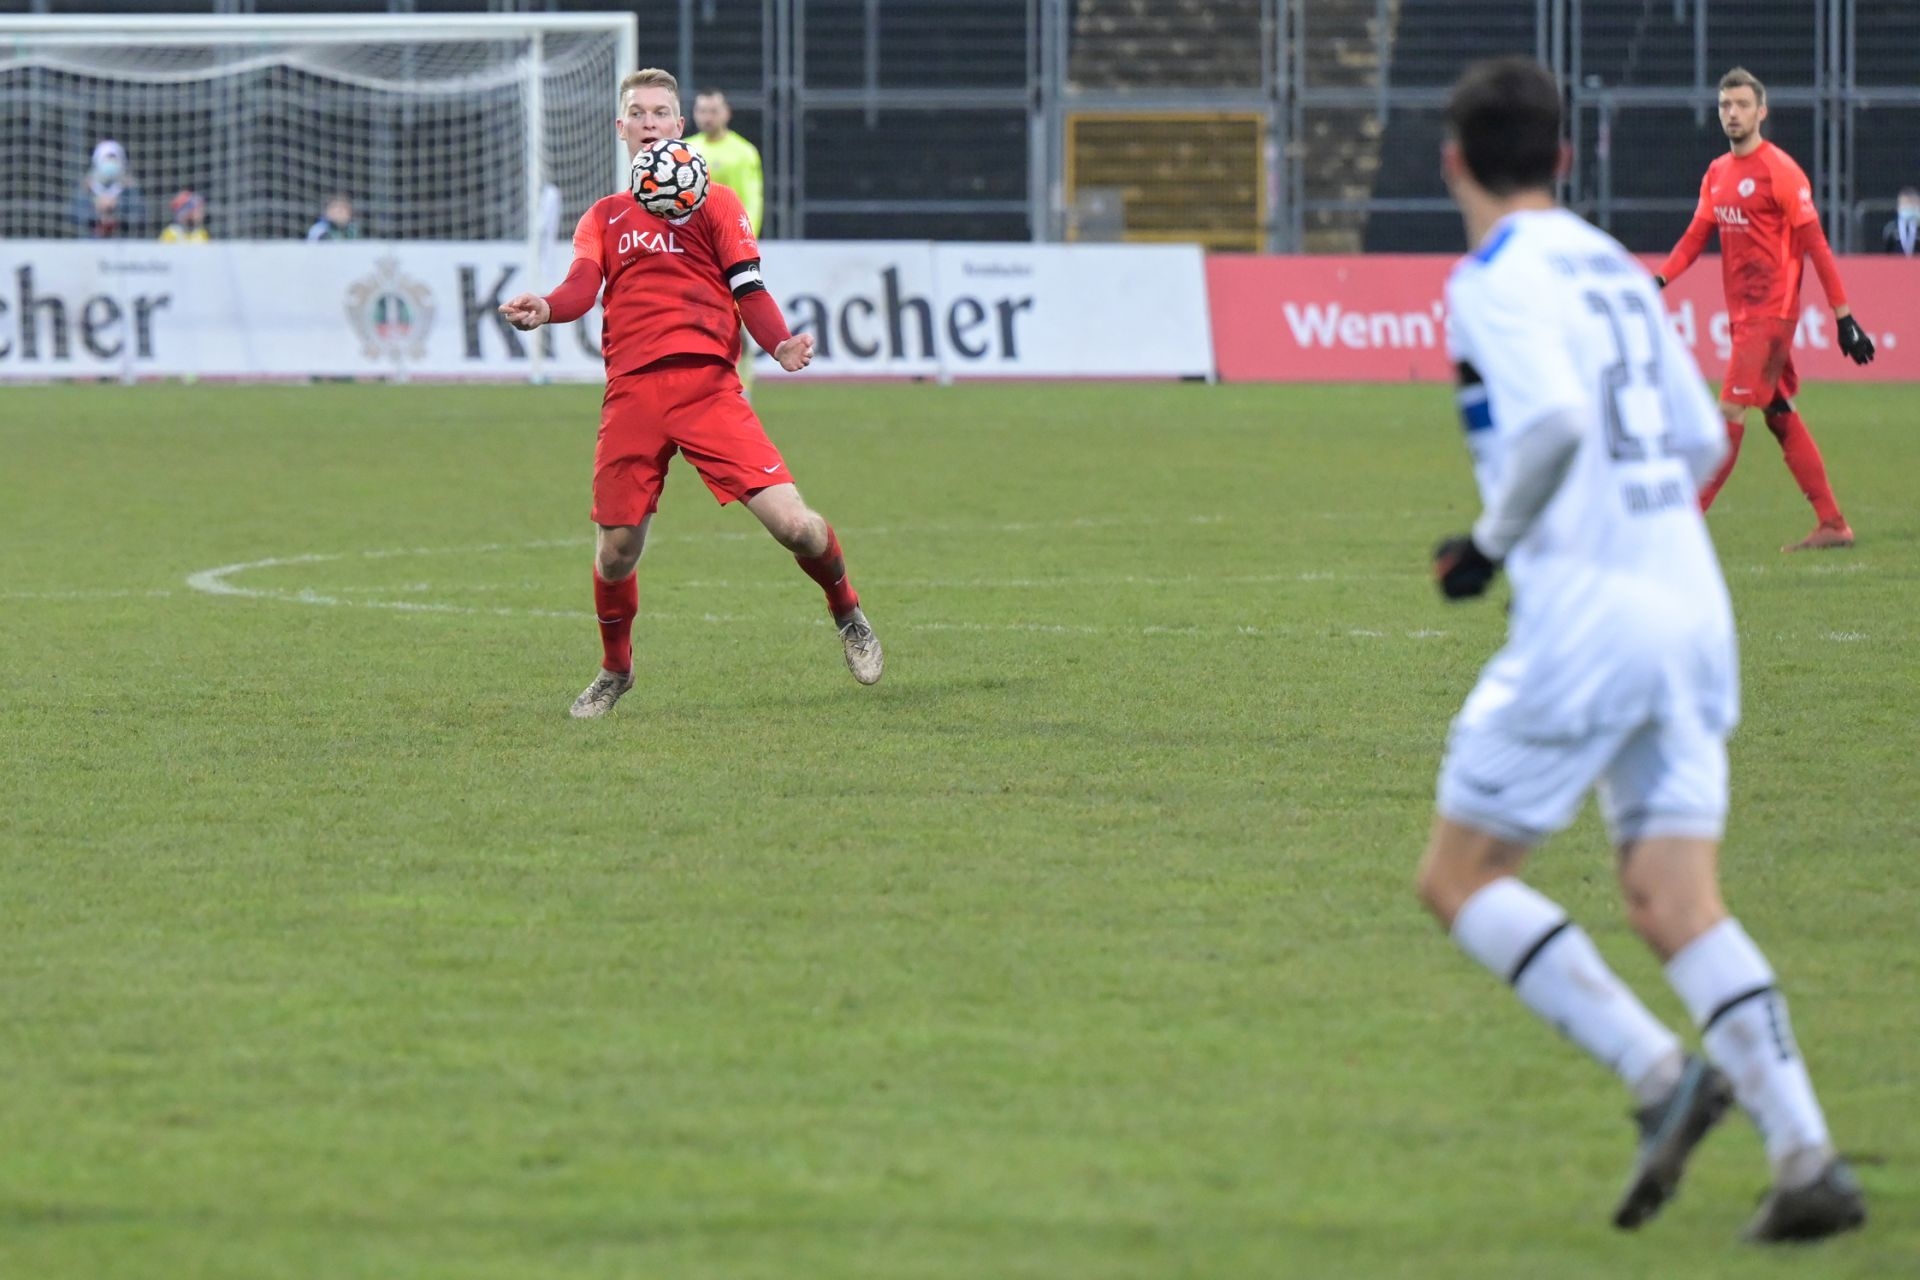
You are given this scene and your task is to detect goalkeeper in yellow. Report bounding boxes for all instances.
[686,89,767,396]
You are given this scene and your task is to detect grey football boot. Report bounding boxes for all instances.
[569,668,635,719]
[836,607,884,685]
[1613,1055,1735,1229]
[1743,1158,1867,1243]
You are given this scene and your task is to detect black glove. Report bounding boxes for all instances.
[1653,274,1667,290]
[1837,314,1875,366]
[1433,535,1499,600]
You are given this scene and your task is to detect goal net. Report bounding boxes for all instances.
[0,13,635,245]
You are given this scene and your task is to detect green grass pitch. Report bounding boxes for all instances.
[1,380,1914,1278]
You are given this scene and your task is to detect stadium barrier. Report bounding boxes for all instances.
[0,241,1212,382]
[1207,255,1920,382]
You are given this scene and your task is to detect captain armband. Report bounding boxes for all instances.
[725,259,767,300]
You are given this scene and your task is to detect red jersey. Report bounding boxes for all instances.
[1683,141,1819,323]
[569,183,760,376]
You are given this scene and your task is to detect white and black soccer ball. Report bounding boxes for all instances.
[631,138,710,219]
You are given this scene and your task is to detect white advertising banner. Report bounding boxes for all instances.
[0,241,604,381]
[753,241,1213,380]
[0,240,1212,382]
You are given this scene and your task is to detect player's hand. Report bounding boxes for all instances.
[1432,535,1499,601]
[498,292,551,331]
[773,332,814,373]
[1652,274,1667,290]
[1836,314,1876,366]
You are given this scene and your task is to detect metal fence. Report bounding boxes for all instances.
[731,0,1918,252]
[7,0,1916,252]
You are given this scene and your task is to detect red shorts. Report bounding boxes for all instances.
[1720,317,1798,409]
[592,356,792,526]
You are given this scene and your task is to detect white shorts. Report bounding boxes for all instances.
[1436,714,1729,847]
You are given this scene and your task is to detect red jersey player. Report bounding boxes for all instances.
[500,68,883,717]
[1655,67,1876,552]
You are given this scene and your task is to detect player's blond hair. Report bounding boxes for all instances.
[620,68,681,115]
[1718,67,1766,105]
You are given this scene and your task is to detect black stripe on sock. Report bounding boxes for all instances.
[1702,983,1776,1034]
[1507,919,1572,986]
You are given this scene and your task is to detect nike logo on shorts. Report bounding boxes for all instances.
[1731,387,1750,394]
[762,464,781,473]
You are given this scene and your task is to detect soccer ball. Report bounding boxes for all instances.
[631,138,709,219]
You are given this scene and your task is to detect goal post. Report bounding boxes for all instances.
[0,11,637,381]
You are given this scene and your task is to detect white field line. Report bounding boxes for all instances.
[166,522,1879,644]
[0,588,177,601]
[180,538,1431,640]
[318,570,1413,595]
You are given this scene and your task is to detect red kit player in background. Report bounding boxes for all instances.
[501,68,883,718]
[1655,67,1876,552]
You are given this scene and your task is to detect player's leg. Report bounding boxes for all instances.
[672,361,883,684]
[1421,720,1689,1118]
[1701,333,1765,511]
[1764,352,1854,551]
[571,518,652,720]
[1603,720,1864,1241]
[573,375,671,719]
[746,483,883,685]
[1697,404,1746,511]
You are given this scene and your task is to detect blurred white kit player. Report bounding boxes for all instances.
[1416,57,1865,1244]
[1442,207,1737,828]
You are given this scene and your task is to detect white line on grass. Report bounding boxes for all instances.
[184,525,1446,641]
[0,588,177,601]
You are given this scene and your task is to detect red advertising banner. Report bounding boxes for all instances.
[1208,254,1920,382]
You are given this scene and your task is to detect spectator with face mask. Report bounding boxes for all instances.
[71,140,148,238]
[1883,187,1919,256]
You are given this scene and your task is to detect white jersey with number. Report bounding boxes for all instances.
[1446,208,1738,737]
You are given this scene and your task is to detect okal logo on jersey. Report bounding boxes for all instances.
[617,229,683,257]
[1715,206,1752,226]
[345,256,435,362]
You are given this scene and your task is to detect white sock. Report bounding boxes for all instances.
[1666,918,1833,1184]
[1452,878,1682,1101]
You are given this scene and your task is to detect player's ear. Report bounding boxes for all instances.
[1555,140,1573,181]
[1440,139,1464,189]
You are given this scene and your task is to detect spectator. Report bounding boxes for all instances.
[1883,187,1918,256]
[160,190,209,243]
[685,89,764,234]
[307,194,362,241]
[70,139,148,239]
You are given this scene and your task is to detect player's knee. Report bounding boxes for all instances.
[772,510,826,555]
[1623,886,1721,960]
[1414,852,1467,925]
[596,534,644,577]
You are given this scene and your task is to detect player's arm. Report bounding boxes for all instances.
[706,185,811,370]
[1791,218,1875,365]
[1433,272,1588,600]
[1654,173,1715,288]
[729,259,811,371]
[501,210,605,330]
[1437,406,1586,598]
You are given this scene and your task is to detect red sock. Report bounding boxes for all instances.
[1699,417,1746,512]
[592,568,638,675]
[795,524,859,617]
[1765,409,1844,525]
